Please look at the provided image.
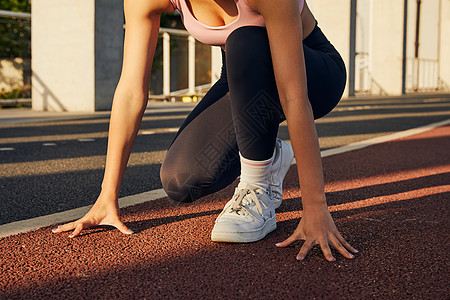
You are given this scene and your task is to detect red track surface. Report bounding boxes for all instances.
[1,125,449,299]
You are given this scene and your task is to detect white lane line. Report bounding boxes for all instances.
[290,118,450,165]
[43,143,57,147]
[0,189,168,239]
[1,118,449,239]
[320,118,450,158]
[0,147,15,151]
[140,130,155,135]
[1,126,180,144]
[139,128,179,135]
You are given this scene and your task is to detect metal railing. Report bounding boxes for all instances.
[354,52,371,95]
[151,27,221,101]
[405,57,440,92]
[0,9,32,104]
[1,9,220,104]
[0,9,31,19]
[354,53,442,95]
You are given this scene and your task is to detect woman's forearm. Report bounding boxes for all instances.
[97,1,167,200]
[100,88,148,199]
[284,97,327,209]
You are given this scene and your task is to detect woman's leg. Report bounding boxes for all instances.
[160,53,241,203]
[224,24,346,159]
[161,24,346,205]
[302,24,347,118]
[225,27,283,161]
[211,27,287,242]
[211,25,346,243]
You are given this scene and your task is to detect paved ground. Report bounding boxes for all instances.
[0,118,449,299]
[1,94,449,225]
[0,94,449,299]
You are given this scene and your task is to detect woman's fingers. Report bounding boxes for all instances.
[328,234,355,259]
[318,239,336,262]
[52,218,132,238]
[275,233,300,248]
[334,230,359,254]
[52,222,76,233]
[69,223,84,238]
[296,239,315,261]
[51,196,131,237]
[107,219,134,235]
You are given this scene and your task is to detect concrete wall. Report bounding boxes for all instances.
[370,0,405,95]
[417,0,440,60]
[308,0,351,97]
[95,0,124,111]
[32,0,123,112]
[309,0,449,96]
[404,0,442,91]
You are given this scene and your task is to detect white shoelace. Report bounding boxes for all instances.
[221,185,269,223]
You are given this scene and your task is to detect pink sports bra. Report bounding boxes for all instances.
[170,0,305,46]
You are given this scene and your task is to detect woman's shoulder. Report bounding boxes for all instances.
[153,0,176,13]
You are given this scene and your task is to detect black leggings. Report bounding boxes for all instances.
[160,24,346,202]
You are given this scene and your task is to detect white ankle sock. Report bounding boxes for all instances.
[238,152,275,192]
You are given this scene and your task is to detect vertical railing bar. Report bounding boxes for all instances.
[163,32,171,99]
[188,35,195,95]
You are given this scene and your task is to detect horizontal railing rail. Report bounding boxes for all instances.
[154,27,221,101]
[0,9,31,19]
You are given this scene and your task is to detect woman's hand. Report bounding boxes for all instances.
[276,203,358,261]
[51,192,133,238]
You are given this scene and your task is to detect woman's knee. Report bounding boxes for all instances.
[160,159,203,203]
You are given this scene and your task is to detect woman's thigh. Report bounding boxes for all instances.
[225,25,346,121]
[303,26,347,119]
[160,80,241,203]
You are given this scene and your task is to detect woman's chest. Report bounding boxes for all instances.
[185,0,239,27]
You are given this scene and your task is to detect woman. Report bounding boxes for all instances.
[53,0,358,262]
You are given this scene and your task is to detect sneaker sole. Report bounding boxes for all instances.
[272,140,295,209]
[210,216,277,243]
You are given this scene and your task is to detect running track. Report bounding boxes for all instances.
[1,121,448,299]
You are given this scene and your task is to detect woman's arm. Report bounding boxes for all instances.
[52,0,174,238]
[102,0,173,198]
[248,0,358,261]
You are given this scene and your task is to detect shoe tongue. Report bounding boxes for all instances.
[237,182,268,194]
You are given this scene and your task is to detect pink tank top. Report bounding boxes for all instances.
[170,0,305,46]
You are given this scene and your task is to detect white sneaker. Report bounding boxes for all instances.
[270,140,295,209]
[211,184,276,243]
